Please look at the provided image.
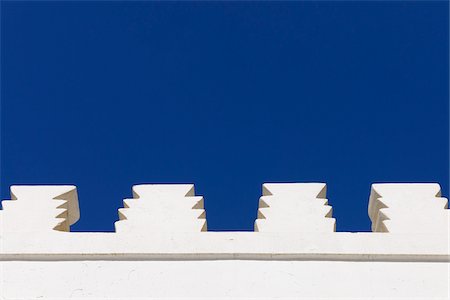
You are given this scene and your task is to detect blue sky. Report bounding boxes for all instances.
[1,2,448,232]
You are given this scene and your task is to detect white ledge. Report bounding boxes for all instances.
[0,232,448,262]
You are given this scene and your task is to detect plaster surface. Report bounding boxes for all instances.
[1,183,449,299]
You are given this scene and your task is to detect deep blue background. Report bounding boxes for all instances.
[1,2,448,232]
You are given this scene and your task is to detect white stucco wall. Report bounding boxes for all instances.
[1,183,449,299]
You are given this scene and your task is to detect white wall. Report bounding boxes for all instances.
[1,183,449,299]
[2,260,449,299]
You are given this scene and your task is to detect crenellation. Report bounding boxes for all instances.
[1,183,448,235]
[0,182,448,299]
[114,184,207,233]
[368,183,450,233]
[0,185,79,232]
[255,183,336,232]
